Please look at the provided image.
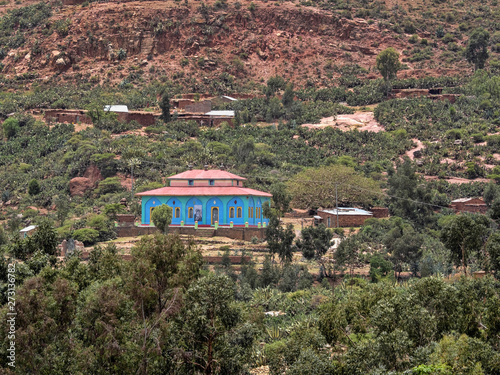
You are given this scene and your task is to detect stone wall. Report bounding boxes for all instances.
[117,214,136,226]
[371,207,389,219]
[184,100,212,113]
[116,225,266,240]
[44,109,158,127]
[451,198,487,214]
[44,109,92,124]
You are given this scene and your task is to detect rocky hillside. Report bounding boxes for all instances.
[1,0,494,92]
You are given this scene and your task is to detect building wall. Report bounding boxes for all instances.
[451,199,487,214]
[44,109,93,124]
[317,211,372,227]
[44,109,158,127]
[116,225,266,240]
[184,100,212,113]
[141,195,270,226]
[371,207,389,219]
[169,179,241,187]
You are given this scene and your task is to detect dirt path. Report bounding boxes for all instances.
[406,138,424,160]
[302,112,384,133]
[424,176,491,184]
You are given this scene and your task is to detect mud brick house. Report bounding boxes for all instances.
[137,168,271,227]
[44,106,157,127]
[317,207,373,228]
[450,198,488,214]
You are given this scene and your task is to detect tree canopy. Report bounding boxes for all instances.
[376,47,401,83]
[465,27,490,70]
[151,204,173,234]
[287,165,381,209]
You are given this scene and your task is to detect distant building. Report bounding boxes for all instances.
[220,95,238,103]
[317,208,373,228]
[137,168,271,227]
[104,105,129,113]
[450,198,487,214]
[19,225,37,239]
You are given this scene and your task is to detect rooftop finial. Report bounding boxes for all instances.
[220,164,225,171]
[204,164,209,171]
[188,164,193,170]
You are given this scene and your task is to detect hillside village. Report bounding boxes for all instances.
[1,0,500,374]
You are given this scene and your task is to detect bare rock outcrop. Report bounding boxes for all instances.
[69,177,93,197]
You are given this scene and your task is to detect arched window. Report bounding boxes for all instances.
[175,207,180,218]
[256,207,261,219]
[229,207,235,218]
[188,207,193,219]
[237,207,242,218]
[248,207,253,218]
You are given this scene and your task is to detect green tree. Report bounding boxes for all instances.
[296,224,333,260]
[288,165,381,209]
[74,278,140,374]
[129,233,202,315]
[179,273,242,375]
[270,182,291,218]
[103,203,126,220]
[282,82,295,107]
[334,235,361,276]
[33,219,58,256]
[266,216,295,263]
[72,228,99,246]
[440,214,490,275]
[369,254,393,282]
[429,334,500,374]
[150,204,172,234]
[159,91,171,122]
[387,158,435,228]
[465,28,490,71]
[2,117,20,139]
[232,136,255,164]
[28,178,41,196]
[376,47,401,95]
[486,232,500,278]
[383,219,423,277]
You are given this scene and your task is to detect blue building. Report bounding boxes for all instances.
[137,169,272,227]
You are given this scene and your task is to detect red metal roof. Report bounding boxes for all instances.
[168,169,247,180]
[136,186,271,197]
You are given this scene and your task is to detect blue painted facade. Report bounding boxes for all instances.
[141,195,271,226]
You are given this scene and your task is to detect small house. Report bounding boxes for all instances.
[19,225,37,239]
[450,198,487,214]
[317,208,373,228]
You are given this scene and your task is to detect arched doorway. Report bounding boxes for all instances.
[206,197,223,226]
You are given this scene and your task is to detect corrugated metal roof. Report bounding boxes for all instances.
[104,105,129,113]
[20,225,37,232]
[451,198,479,203]
[168,169,246,180]
[205,110,235,117]
[136,186,272,197]
[319,208,373,216]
